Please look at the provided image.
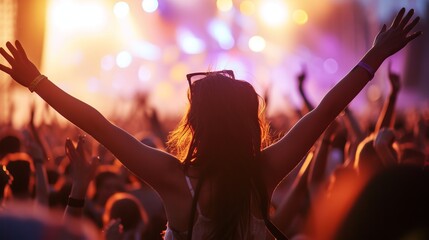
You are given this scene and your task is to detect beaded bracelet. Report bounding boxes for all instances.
[28,75,47,92]
[357,61,375,80]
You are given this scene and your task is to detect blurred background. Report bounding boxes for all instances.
[0,0,428,128]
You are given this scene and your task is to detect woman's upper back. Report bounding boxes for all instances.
[163,175,267,240]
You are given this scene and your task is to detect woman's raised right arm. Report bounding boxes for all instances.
[262,8,422,188]
[0,41,181,190]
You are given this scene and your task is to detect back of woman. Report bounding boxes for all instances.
[167,72,272,239]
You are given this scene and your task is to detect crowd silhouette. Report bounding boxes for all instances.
[0,7,428,240]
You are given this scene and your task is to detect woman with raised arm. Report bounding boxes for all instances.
[0,8,422,240]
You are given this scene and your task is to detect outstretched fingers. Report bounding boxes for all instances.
[0,47,15,66]
[15,41,30,60]
[65,139,79,162]
[398,9,414,29]
[0,64,13,75]
[404,16,420,34]
[391,8,406,28]
[5,41,21,62]
[405,31,423,44]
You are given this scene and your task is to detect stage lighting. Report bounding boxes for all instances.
[293,9,308,25]
[116,51,132,68]
[208,20,235,50]
[217,0,233,12]
[259,0,289,27]
[249,35,266,52]
[113,1,130,19]
[142,0,158,13]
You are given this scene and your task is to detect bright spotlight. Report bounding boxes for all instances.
[142,0,159,13]
[259,0,289,27]
[248,35,266,52]
[116,51,133,68]
[50,2,107,32]
[114,1,130,18]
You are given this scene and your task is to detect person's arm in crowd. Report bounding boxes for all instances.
[262,8,421,188]
[25,104,51,206]
[375,62,401,132]
[373,128,398,166]
[26,139,50,206]
[145,108,168,147]
[297,64,315,113]
[415,116,427,151]
[342,107,366,164]
[64,136,100,218]
[343,107,365,141]
[307,120,339,198]
[0,41,182,191]
[272,153,312,236]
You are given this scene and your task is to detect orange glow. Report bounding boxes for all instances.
[293,9,308,25]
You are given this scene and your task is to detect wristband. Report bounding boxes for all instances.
[357,61,375,80]
[67,197,85,208]
[28,75,47,92]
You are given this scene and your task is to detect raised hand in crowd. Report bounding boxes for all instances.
[375,62,402,132]
[297,64,315,113]
[64,136,100,218]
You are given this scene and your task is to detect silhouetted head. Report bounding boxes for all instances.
[169,71,270,168]
[0,135,21,159]
[103,193,148,232]
[5,158,33,199]
[93,168,124,206]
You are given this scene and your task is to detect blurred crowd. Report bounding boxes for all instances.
[0,66,428,240]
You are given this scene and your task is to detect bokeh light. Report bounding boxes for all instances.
[31,0,428,126]
[208,19,235,50]
[216,0,233,12]
[259,0,289,27]
[240,0,255,16]
[248,35,266,52]
[50,1,107,32]
[323,58,338,74]
[116,51,132,68]
[293,9,308,25]
[177,28,206,54]
[113,1,130,19]
[142,0,159,13]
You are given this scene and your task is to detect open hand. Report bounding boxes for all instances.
[65,136,100,187]
[0,41,41,87]
[372,8,422,59]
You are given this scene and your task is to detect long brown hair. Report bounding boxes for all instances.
[167,73,272,239]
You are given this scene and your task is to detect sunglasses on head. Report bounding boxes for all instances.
[186,70,235,94]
